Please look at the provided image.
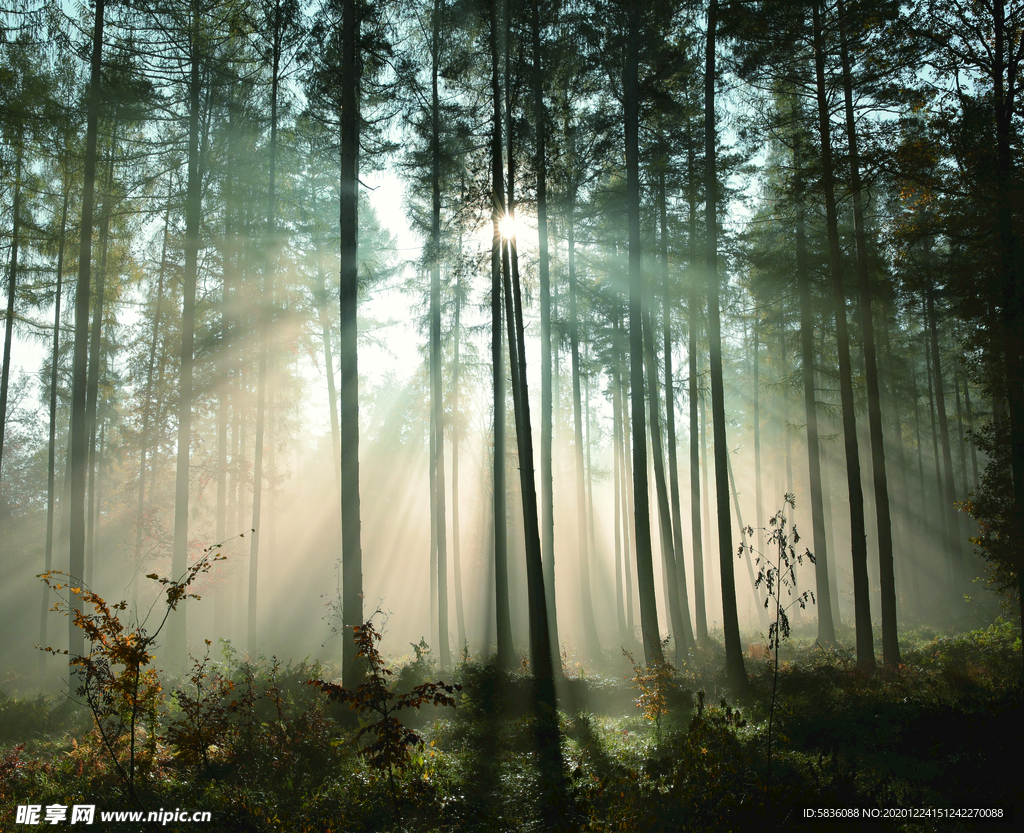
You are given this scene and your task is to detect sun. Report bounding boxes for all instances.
[498,213,517,240]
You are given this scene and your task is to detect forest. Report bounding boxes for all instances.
[0,0,1021,829]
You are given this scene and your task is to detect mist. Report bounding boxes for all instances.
[0,0,1020,829]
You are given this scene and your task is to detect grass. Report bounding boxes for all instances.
[0,620,1019,832]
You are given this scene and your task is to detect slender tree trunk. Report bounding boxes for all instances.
[700,371,715,603]
[41,185,69,664]
[137,185,171,563]
[753,321,765,571]
[490,0,513,668]
[812,0,874,671]
[452,266,467,652]
[793,136,836,645]
[532,0,559,662]
[248,4,283,651]
[430,405,438,649]
[215,164,229,634]
[0,138,23,487]
[625,3,662,665]
[584,341,599,615]
[706,0,746,690]
[838,0,898,664]
[568,209,600,655]
[506,241,566,820]
[686,137,707,644]
[430,0,450,668]
[661,170,694,658]
[643,294,693,658]
[963,375,979,490]
[953,367,968,497]
[86,156,114,587]
[314,199,340,490]
[612,327,628,640]
[926,283,962,573]
[69,0,105,680]
[340,0,364,686]
[503,123,556,690]
[616,325,636,634]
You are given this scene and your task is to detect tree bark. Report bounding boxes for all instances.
[812,0,874,672]
[686,135,707,644]
[532,0,559,662]
[793,135,836,645]
[568,209,600,655]
[430,0,450,668]
[0,137,23,487]
[706,0,746,691]
[69,0,105,680]
[41,184,69,664]
[837,0,897,664]
[926,283,963,574]
[660,170,695,658]
[340,0,363,686]
[625,3,662,665]
[489,0,513,669]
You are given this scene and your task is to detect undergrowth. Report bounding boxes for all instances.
[0,619,1018,831]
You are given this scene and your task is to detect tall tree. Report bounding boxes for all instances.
[623,0,663,665]
[706,0,747,693]
[837,0,898,665]
[812,0,874,672]
[68,0,107,679]
[339,0,363,686]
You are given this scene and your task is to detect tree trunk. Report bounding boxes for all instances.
[489,0,513,669]
[625,3,662,666]
[69,0,105,680]
[926,283,963,574]
[340,0,364,687]
[643,294,693,659]
[660,170,695,659]
[837,0,898,664]
[0,138,23,487]
[812,0,874,672]
[452,262,467,652]
[86,155,114,588]
[616,324,636,634]
[568,209,600,655]
[430,0,450,669]
[137,184,172,565]
[793,135,836,645]
[706,0,746,691]
[41,184,69,665]
[752,321,765,577]
[686,135,707,644]
[248,2,284,652]
[612,322,629,640]
[532,0,559,662]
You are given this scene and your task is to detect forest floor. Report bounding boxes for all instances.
[0,618,1020,832]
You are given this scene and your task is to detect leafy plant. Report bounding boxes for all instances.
[622,638,679,739]
[163,640,239,774]
[39,542,227,798]
[739,494,815,782]
[308,615,461,792]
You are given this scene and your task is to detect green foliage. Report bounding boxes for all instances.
[741,494,816,651]
[38,545,224,798]
[962,420,1021,602]
[309,618,461,786]
[0,625,1018,832]
[621,642,684,738]
[163,641,241,775]
[740,495,816,785]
